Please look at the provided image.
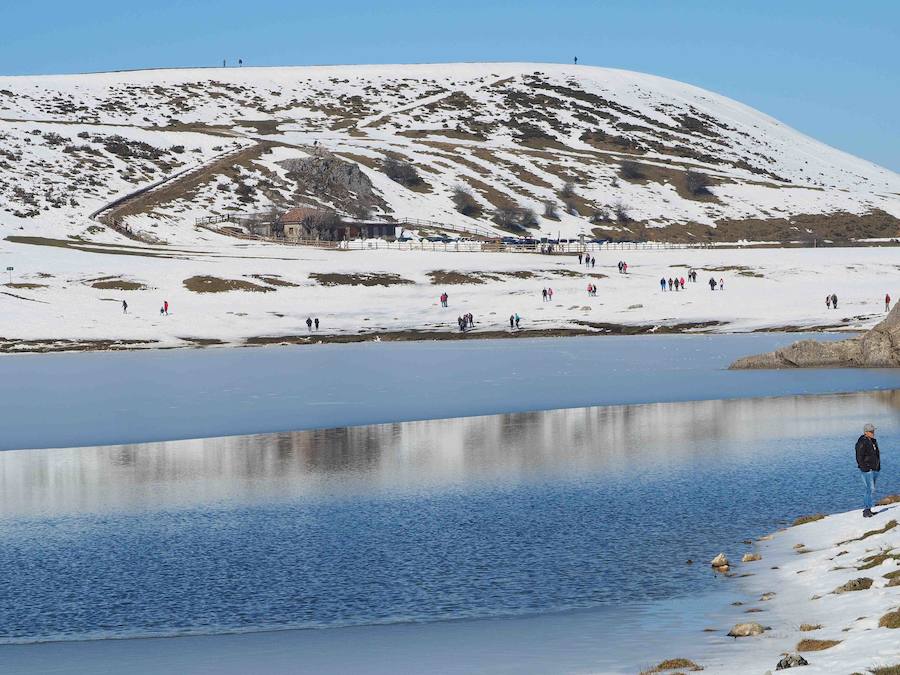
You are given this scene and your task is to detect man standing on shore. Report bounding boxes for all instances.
[856,423,881,517]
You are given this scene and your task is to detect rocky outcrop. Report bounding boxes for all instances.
[730,303,900,369]
[776,653,809,669]
[280,149,386,217]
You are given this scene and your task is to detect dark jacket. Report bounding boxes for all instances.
[855,434,880,472]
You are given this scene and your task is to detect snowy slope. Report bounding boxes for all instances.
[1,63,899,245]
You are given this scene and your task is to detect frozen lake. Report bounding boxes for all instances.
[2,333,900,451]
[2,389,899,673]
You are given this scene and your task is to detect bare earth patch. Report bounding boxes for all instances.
[183,276,274,293]
[250,274,300,287]
[4,282,48,289]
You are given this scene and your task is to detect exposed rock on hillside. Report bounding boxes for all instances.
[280,149,385,217]
[730,303,900,369]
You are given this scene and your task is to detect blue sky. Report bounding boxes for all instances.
[2,0,897,171]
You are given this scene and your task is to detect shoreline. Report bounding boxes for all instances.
[0,323,865,356]
[663,499,900,674]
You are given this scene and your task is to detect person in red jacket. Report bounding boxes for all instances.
[886,293,892,312]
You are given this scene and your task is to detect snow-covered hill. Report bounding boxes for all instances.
[2,63,899,244]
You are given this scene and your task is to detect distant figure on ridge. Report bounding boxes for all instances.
[886,293,891,312]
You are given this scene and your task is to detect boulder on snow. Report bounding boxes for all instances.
[727,622,766,637]
[730,302,900,369]
[776,653,809,669]
[742,553,762,562]
[711,553,729,568]
[832,577,873,594]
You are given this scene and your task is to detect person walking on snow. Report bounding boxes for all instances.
[314,318,319,331]
[510,315,515,329]
[578,254,583,265]
[856,423,881,518]
[660,277,666,291]
[592,258,597,269]
[826,295,832,309]
[719,278,725,291]
[886,293,891,312]
[542,288,548,302]
[515,313,520,329]
[306,317,313,331]
[163,300,169,316]
[621,261,626,273]
[708,277,717,291]
[122,300,128,314]
[832,293,838,309]
[680,277,685,290]
[548,287,554,301]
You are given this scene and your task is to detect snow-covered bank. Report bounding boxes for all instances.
[0,240,897,353]
[695,501,900,673]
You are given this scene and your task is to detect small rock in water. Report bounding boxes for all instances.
[727,622,766,637]
[832,577,873,594]
[710,553,729,567]
[742,553,762,562]
[776,653,809,669]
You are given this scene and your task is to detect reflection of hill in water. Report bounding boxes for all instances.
[3,391,898,515]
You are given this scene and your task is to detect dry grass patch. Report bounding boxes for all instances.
[877,494,900,506]
[90,279,148,291]
[799,623,822,631]
[879,609,900,629]
[858,550,900,571]
[183,275,274,293]
[840,520,898,545]
[870,665,900,675]
[797,638,841,652]
[793,514,826,526]
[309,273,413,287]
[427,270,498,285]
[640,657,704,673]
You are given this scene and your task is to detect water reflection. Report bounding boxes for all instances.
[3,390,898,517]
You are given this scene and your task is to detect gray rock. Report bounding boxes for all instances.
[776,653,809,669]
[727,621,766,637]
[832,577,873,594]
[710,553,729,567]
[730,303,900,369]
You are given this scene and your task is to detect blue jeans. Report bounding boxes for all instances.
[862,470,879,509]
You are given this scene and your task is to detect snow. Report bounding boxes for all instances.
[698,504,900,673]
[2,63,899,244]
[0,241,897,350]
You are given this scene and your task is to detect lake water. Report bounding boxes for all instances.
[2,389,898,673]
[2,333,900,451]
